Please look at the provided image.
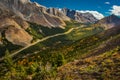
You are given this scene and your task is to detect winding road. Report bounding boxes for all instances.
[0,28,74,61]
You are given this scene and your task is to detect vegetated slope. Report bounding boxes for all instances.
[57,47,120,80]
[0,25,120,80]
[55,25,120,80]
[11,22,104,60]
[10,17,120,62]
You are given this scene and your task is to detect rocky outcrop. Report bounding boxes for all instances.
[74,12,98,23]
[47,8,70,21]
[13,17,30,29]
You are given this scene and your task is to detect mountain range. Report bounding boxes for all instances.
[0,0,98,27]
[0,0,120,46]
[0,0,98,46]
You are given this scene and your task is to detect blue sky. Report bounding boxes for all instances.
[31,0,120,17]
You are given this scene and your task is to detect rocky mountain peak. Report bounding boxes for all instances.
[61,8,97,23]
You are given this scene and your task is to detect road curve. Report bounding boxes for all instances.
[0,28,74,61]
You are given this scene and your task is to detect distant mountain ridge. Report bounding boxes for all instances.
[61,8,98,23]
[96,14,120,29]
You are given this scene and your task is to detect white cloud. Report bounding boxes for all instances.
[109,5,120,16]
[105,2,110,5]
[76,10,104,20]
[58,8,62,11]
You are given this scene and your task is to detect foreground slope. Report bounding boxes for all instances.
[55,25,120,80]
[57,47,120,80]
[0,24,120,80]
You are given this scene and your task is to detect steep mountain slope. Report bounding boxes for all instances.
[0,2,32,46]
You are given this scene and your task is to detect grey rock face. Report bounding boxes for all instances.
[61,8,98,23]
[47,8,70,21]
[75,12,98,23]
